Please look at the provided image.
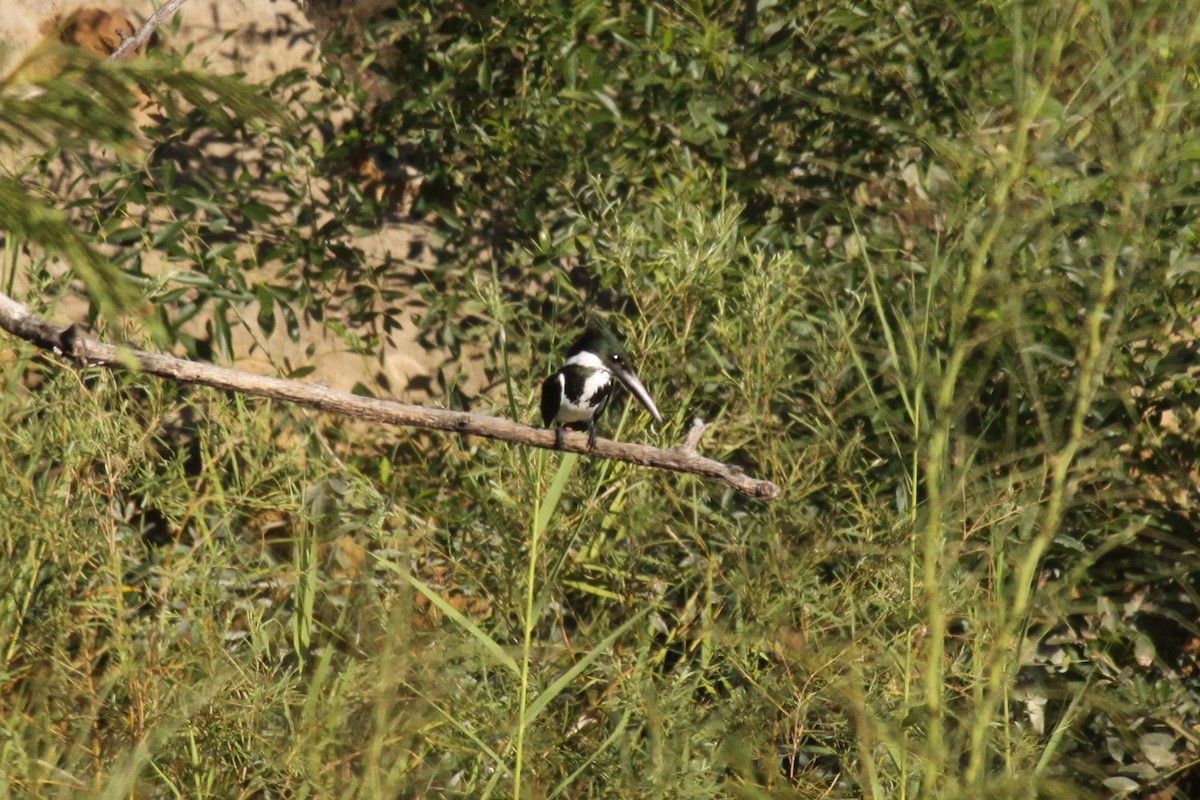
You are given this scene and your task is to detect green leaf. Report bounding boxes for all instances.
[535,453,578,539]
[524,607,651,725]
[255,285,276,337]
[1138,732,1176,769]
[591,89,621,119]
[1134,633,1156,668]
[375,558,519,678]
[241,201,274,224]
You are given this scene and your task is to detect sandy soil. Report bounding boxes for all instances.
[1,0,441,402]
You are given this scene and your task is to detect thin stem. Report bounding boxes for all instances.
[513,495,541,800]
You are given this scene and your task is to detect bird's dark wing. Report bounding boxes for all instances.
[593,381,612,421]
[540,372,562,426]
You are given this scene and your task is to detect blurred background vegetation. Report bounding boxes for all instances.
[2,0,1199,797]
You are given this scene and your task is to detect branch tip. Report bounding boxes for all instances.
[676,417,708,454]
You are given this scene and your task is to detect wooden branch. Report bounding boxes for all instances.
[110,0,188,62]
[0,292,781,499]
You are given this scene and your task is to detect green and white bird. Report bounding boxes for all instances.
[541,326,663,450]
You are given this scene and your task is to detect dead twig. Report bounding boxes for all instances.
[0,292,781,499]
[679,418,708,454]
[109,0,188,62]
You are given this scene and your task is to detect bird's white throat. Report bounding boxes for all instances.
[564,350,607,371]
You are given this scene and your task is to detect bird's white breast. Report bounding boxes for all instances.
[555,369,612,424]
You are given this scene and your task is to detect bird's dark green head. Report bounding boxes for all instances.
[566,326,629,363]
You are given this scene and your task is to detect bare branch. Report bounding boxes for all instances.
[0,292,781,499]
[110,0,188,62]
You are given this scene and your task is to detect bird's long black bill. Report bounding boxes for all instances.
[614,368,664,425]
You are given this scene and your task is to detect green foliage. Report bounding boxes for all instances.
[330,0,996,356]
[0,44,278,330]
[3,0,1200,798]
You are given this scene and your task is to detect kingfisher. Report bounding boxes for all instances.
[540,326,664,450]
